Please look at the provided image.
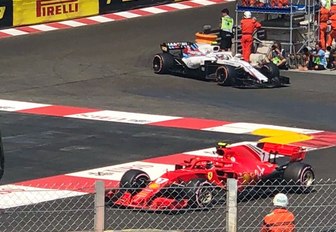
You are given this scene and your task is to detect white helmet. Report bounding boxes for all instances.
[244,11,252,19]
[273,193,288,208]
[321,0,327,7]
[234,53,242,59]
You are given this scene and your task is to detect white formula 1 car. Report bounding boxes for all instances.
[152,42,290,88]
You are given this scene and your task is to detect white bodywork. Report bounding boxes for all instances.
[181,43,269,82]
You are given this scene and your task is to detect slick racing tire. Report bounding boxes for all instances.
[260,62,280,79]
[283,162,315,193]
[153,53,174,74]
[186,178,215,208]
[215,65,235,86]
[120,169,150,195]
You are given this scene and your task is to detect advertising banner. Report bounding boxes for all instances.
[99,0,172,14]
[13,0,99,26]
[0,0,13,28]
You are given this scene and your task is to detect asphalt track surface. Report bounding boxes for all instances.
[0,1,336,231]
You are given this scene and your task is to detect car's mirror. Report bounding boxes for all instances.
[213,46,220,52]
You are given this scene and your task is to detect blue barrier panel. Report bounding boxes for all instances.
[0,0,13,29]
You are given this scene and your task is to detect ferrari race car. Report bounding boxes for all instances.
[152,42,290,88]
[106,142,314,210]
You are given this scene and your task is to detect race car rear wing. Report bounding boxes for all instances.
[0,130,4,181]
[257,142,306,161]
[160,42,194,52]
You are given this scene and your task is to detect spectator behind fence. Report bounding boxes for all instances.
[326,46,336,69]
[309,44,327,70]
[270,0,289,8]
[267,41,287,70]
[242,0,265,6]
[296,47,311,71]
[261,193,295,232]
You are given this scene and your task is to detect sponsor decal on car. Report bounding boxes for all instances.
[207,172,213,181]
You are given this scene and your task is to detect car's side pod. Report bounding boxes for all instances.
[0,130,4,181]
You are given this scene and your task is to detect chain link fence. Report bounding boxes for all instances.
[0,183,96,232]
[238,179,336,232]
[1,179,336,232]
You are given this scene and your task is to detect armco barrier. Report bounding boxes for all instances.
[99,0,176,14]
[0,0,13,28]
[12,0,99,27]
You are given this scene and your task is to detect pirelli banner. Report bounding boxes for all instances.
[13,0,99,26]
[99,0,172,14]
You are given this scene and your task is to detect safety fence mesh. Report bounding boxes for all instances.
[105,184,227,232]
[0,182,96,232]
[238,179,336,232]
[0,179,335,231]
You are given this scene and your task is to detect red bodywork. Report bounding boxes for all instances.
[106,142,307,210]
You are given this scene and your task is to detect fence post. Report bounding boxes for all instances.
[226,178,238,232]
[94,180,105,232]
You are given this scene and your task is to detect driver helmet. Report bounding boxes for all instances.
[273,193,288,208]
[244,11,252,19]
[234,53,242,59]
[205,161,214,169]
[216,142,228,156]
[321,0,327,7]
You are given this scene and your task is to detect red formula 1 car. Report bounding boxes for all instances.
[105,142,315,210]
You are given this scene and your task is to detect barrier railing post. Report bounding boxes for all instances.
[226,178,238,232]
[94,180,105,232]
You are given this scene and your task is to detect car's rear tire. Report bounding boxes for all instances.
[215,65,235,86]
[153,53,174,74]
[283,162,315,193]
[120,169,150,195]
[186,178,215,208]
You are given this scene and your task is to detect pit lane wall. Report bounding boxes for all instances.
[0,0,179,29]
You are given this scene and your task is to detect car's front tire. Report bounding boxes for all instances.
[260,62,280,78]
[186,178,215,208]
[120,169,150,195]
